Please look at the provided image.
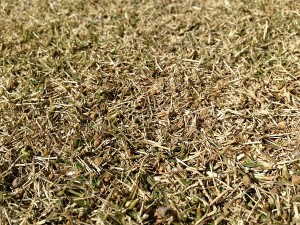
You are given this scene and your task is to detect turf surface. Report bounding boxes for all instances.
[1,0,300,224]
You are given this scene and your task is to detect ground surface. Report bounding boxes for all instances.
[1,0,300,224]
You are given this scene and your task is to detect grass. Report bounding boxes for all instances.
[1,0,300,224]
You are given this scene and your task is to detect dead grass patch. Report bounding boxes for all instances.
[1,0,300,224]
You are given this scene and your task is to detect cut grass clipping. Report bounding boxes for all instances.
[1,0,300,224]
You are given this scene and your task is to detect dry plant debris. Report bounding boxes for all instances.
[1,0,300,224]
[154,206,177,224]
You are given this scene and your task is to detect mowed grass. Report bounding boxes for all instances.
[1,0,300,224]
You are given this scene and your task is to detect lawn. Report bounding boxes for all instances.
[1,0,300,224]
